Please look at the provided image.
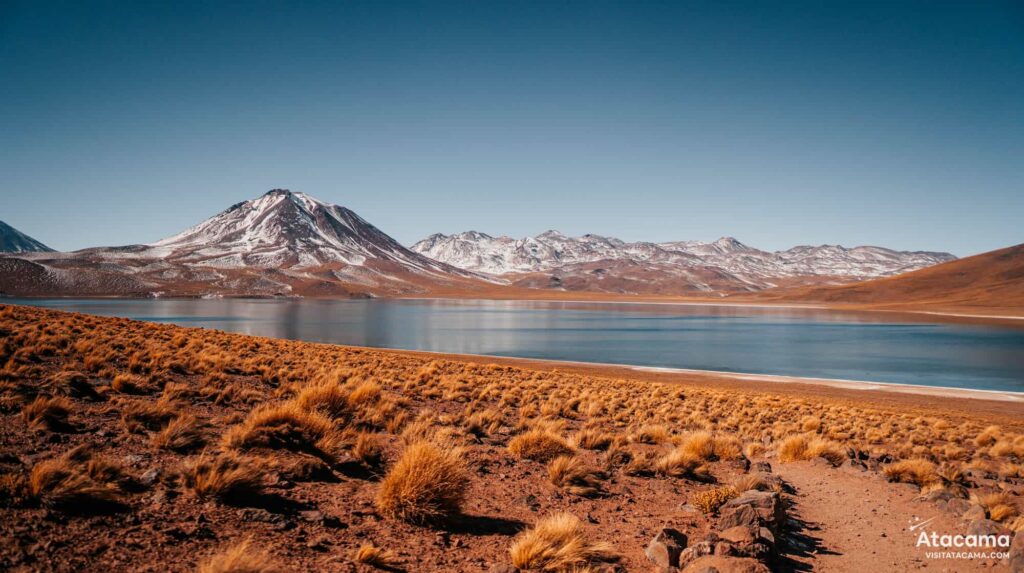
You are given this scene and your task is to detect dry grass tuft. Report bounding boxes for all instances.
[352,431,385,467]
[731,473,768,493]
[547,455,603,497]
[151,414,205,452]
[510,512,618,572]
[655,448,712,481]
[883,459,939,488]
[777,433,847,466]
[508,429,575,462]
[571,429,614,451]
[222,402,342,462]
[21,396,73,431]
[198,538,278,573]
[181,452,265,502]
[353,544,398,569]
[375,441,469,524]
[677,431,743,461]
[28,449,124,512]
[690,486,738,514]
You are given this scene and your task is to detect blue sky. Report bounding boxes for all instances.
[1,1,1021,256]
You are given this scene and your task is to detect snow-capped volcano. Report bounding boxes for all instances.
[0,190,482,298]
[0,220,53,253]
[149,189,460,275]
[412,230,955,292]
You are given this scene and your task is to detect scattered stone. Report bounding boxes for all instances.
[719,504,760,530]
[299,510,324,523]
[488,565,518,573]
[966,519,1010,539]
[720,487,782,532]
[676,541,715,570]
[754,462,772,473]
[139,468,160,486]
[963,504,987,522]
[645,527,688,568]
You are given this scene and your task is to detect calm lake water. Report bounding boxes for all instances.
[8,298,1024,393]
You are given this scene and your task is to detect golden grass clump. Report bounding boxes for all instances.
[21,395,73,431]
[508,429,575,462]
[151,414,205,452]
[121,398,180,433]
[510,512,618,572]
[571,429,614,451]
[547,455,603,497]
[222,401,342,461]
[181,452,265,502]
[655,448,711,481]
[731,473,768,493]
[677,431,743,461]
[198,538,278,573]
[777,433,847,466]
[883,459,939,488]
[690,486,738,514]
[974,492,1020,523]
[28,448,125,512]
[352,431,386,467]
[352,544,398,568]
[375,441,469,524]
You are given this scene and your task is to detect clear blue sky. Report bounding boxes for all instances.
[2,1,1021,256]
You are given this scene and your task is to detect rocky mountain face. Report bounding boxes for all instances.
[0,220,53,253]
[0,190,484,298]
[412,231,956,293]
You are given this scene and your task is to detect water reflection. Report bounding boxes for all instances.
[9,298,1024,392]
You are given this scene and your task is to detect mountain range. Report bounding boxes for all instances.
[0,220,53,253]
[0,189,963,299]
[411,231,955,294]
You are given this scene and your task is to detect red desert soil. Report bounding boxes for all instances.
[0,304,1021,572]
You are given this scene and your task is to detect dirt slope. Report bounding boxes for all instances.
[758,243,1024,313]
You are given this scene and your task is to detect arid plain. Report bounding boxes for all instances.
[1,303,1022,572]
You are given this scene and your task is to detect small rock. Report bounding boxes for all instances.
[645,527,688,568]
[719,505,760,530]
[139,468,160,486]
[946,498,972,515]
[299,510,324,523]
[967,519,1009,539]
[963,504,987,522]
[488,566,518,573]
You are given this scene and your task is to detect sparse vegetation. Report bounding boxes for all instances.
[1,304,1022,571]
[198,538,278,573]
[375,441,469,523]
[508,429,575,461]
[510,512,618,572]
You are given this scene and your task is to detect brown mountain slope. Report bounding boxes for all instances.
[758,243,1024,313]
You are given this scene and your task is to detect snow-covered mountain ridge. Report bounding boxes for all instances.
[412,230,955,287]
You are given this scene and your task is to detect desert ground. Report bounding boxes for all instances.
[1,303,1022,572]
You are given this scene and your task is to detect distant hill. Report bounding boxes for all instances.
[762,243,1024,312]
[0,220,52,253]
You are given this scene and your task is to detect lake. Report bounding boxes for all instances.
[8,298,1024,393]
